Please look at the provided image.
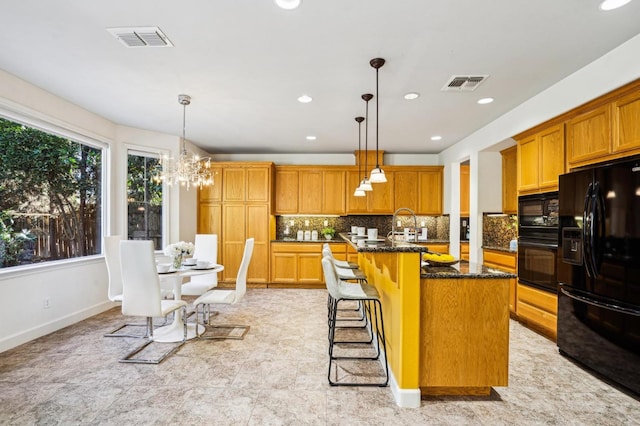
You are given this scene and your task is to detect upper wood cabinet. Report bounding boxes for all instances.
[566,104,612,167]
[197,166,223,202]
[274,168,298,214]
[275,166,346,215]
[517,123,564,194]
[393,168,443,215]
[613,90,640,155]
[500,146,517,214]
[346,170,394,214]
[223,164,272,203]
[460,165,470,217]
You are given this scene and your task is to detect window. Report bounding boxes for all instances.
[127,151,163,250]
[0,117,103,268]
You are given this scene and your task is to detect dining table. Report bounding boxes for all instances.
[153,263,224,343]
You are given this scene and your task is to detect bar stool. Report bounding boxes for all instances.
[321,246,366,322]
[321,256,389,387]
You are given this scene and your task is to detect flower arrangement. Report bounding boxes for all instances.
[164,241,194,268]
[163,241,194,257]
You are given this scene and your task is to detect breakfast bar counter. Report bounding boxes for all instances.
[341,234,511,407]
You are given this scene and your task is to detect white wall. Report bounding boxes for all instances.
[442,32,640,261]
[0,70,191,352]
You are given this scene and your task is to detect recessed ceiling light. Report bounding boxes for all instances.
[297,94,312,103]
[477,97,494,105]
[600,0,631,11]
[404,92,420,100]
[306,135,317,141]
[274,0,302,10]
[430,135,442,141]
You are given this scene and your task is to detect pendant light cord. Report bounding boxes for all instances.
[375,67,379,169]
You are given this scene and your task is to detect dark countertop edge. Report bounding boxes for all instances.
[482,245,517,254]
[421,272,517,279]
[421,260,517,279]
[271,239,343,243]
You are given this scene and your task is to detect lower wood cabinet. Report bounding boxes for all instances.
[420,243,449,254]
[460,242,469,261]
[483,249,517,317]
[271,242,346,286]
[516,283,557,341]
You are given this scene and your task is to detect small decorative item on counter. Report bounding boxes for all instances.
[311,230,318,240]
[321,227,335,240]
[164,241,194,269]
[422,252,458,266]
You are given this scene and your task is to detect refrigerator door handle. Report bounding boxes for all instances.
[591,181,605,277]
[583,183,596,278]
[560,287,640,317]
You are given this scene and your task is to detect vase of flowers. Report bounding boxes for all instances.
[164,241,194,269]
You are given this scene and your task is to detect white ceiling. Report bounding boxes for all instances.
[1,1,639,155]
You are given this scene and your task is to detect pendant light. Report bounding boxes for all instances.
[358,93,373,192]
[369,58,387,183]
[158,94,213,190]
[354,116,366,197]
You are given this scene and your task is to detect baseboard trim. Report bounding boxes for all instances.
[0,301,115,353]
[388,368,422,408]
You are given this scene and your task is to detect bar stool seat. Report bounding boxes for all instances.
[321,256,389,387]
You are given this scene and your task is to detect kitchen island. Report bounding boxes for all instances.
[341,234,514,407]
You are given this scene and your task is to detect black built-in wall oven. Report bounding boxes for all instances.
[517,192,559,293]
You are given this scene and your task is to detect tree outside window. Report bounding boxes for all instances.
[127,152,163,250]
[0,117,102,268]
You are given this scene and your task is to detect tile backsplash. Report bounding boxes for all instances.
[482,214,518,248]
[275,215,450,240]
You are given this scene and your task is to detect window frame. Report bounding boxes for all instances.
[0,104,109,274]
[123,144,170,251]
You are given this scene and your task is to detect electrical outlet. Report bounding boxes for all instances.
[43,297,50,309]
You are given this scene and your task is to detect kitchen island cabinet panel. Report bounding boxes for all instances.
[483,249,517,316]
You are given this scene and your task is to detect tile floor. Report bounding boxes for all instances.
[0,288,639,425]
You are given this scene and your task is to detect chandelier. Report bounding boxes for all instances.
[158,94,213,190]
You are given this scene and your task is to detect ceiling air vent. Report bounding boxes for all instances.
[441,75,488,91]
[107,27,174,48]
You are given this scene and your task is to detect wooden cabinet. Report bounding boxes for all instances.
[271,242,336,286]
[198,166,223,202]
[483,249,517,317]
[274,168,298,214]
[460,242,469,261]
[422,243,449,254]
[566,104,612,167]
[223,165,271,203]
[500,146,517,214]
[198,162,273,285]
[613,90,640,155]
[460,165,470,216]
[346,170,394,214]
[516,284,557,340]
[517,123,564,194]
[393,167,444,215]
[275,167,346,215]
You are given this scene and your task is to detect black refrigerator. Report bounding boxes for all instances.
[558,155,640,396]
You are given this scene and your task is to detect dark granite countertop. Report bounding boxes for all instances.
[340,233,426,253]
[421,260,517,279]
[482,245,517,254]
[271,238,343,243]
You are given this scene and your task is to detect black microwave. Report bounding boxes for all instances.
[518,191,559,245]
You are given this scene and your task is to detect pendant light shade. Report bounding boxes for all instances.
[361,93,374,192]
[369,58,387,183]
[354,116,366,197]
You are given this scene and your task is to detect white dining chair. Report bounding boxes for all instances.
[192,237,254,339]
[180,234,219,297]
[119,240,188,364]
[103,235,148,338]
